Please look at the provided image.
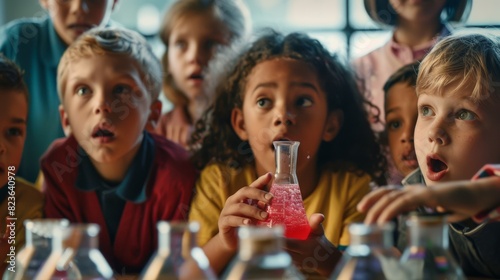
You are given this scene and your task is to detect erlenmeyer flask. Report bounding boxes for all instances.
[399,212,465,280]
[2,219,69,280]
[35,223,114,280]
[330,223,406,280]
[223,226,304,280]
[259,141,310,240]
[140,221,216,280]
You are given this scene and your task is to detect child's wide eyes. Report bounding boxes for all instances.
[76,86,91,96]
[113,84,133,95]
[257,98,271,108]
[296,97,313,107]
[456,109,476,121]
[6,127,23,137]
[420,106,434,117]
[174,40,187,50]
[387,120,401,130]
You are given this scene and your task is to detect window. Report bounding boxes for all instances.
[115,0,500,61]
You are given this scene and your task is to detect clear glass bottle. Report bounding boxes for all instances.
[399,212,465,280]
[258,141,310,240]
[330,223,406,280]
[2,219,69,280]
[35,223,114,280]
[223,226,304,280]
[140,221,216,280]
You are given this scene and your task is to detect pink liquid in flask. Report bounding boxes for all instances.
[263,183,311,240]
[258,141,311,240]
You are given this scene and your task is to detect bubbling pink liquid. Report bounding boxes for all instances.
[258,183,311,240]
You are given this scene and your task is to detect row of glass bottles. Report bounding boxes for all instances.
[331,213,465,280]
[2,215,464,280]
[3,219,114,280]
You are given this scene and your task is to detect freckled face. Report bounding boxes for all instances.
[414,85,500,186]
[60,54,154,165]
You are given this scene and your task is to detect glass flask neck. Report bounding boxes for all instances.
[407,214,448,249]
[349,223,394,248]
[238,226,283,261]
[157,222,197,256]
[273,141,299,184]
[25,219,69,248]
[52,224,100,252]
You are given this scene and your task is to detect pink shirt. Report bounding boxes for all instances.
[352,25,451,132]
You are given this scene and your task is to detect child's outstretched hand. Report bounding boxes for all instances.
[284,213,342,277]
[357,176,500,224]
[218,172,274,251]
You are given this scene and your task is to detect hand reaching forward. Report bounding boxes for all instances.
[357,176,500,224]
[218,172,274,251]
[285,213,342,277]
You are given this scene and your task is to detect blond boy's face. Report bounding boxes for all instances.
[415,84,500,186]
[40,0,115,45]
[0,91,27,186]
[385,82,418,177]
[59,53,155,166]
[167,12,229,102]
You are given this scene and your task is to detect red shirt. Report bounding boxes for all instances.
[41,133,197,274]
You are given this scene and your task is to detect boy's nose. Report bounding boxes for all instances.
[427,125,449,145]
[94,97,112,114]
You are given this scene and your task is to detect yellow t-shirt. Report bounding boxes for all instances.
[0,177,44,252]
[189,163,371,248]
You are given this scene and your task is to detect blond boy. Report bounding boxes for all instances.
[41,28,197,274]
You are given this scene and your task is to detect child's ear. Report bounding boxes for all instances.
[231,108,248,141]
[59,104,72,137]
[322,110,343,142]
[146,99,162,131]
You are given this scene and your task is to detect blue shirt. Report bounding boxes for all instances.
[0,16,66,182]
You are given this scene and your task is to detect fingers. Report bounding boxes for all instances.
[249,172,273,189]
[364,188,407,224]
[374,192,424,223]
[219,173,274,228]
[357,186,400,213]
[309,213,325,235]
[219,202,269,228]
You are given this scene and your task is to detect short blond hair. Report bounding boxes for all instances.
[417,32,500,103]
[57,27,162,102]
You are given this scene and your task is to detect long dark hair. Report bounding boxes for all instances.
[191,30,387,185]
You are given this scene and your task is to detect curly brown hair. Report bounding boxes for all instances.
[191,30,387,185]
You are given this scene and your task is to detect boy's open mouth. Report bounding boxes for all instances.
[92,129,114,138]
[426,155,448,181]
[428,157,448,173]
